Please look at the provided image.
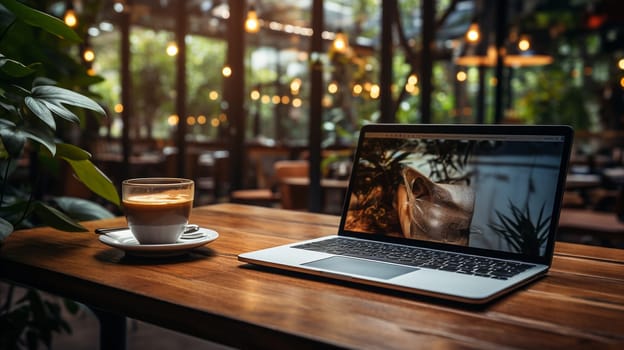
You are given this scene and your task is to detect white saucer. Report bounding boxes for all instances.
[98,228,218,257]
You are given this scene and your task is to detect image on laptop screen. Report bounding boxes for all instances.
[344,131,567,259]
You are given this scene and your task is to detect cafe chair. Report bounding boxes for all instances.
[195,150,230,204]
[275,160,309,210]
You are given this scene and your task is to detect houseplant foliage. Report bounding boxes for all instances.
[1,1,120,348]
[0,0,120,242]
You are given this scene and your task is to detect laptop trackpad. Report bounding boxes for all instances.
[302,256,417,280]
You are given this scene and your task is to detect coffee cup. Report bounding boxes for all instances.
[122,178,194,244]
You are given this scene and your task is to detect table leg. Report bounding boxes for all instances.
[92,307,127,350]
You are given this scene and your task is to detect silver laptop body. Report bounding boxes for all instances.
[239,124,574,304]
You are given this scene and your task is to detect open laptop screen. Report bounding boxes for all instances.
[341,124,572,261]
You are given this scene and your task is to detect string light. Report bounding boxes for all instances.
[245,6,260,33]
[222,65,232,77]
[518,35,531,51]
[466,22,480,43]
[166,41,178,56]
[64,3,77,28]
[83,47,95,62]
[332,29,348,53]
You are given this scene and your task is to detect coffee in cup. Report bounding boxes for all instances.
[122,178,194,244]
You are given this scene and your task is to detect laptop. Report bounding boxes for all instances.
[239,124,574,304]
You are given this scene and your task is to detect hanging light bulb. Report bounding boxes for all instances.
[64,3,78,28]
[245,5,260,33]
[332,29,348,53]
[83,46,95,62]
[166,41,178,56]
[222,65,232,77]
[518,35,531,51]
[466,22,480,43]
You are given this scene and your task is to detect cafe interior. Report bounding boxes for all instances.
[55,0,623,248]
[2,0,624,347]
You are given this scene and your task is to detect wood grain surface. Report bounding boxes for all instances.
[1,203,623,349]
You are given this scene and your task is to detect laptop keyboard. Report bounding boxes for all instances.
[293,237,534,280]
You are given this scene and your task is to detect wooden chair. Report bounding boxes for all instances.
[229,157,286,207]
[275,160,309,210]
[230,159,310,209]
[195,150,230,204]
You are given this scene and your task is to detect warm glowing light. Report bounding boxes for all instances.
[407,74,418,85]
[166,41,178,56]
[211,118,219,127]
[281,95,290,104]
[114,103,123,113]
[219,113,227,122]
[290,78,301,94]
[369,84,380,99]
[167,114,179,126]
[292,98,302,108]
[332,30,348,53]
[620,77,624,88]
[352,84,362,95]
[197,115,207,124]
[83,47,95,62]
[250,90,260,100]
[322,96,333,107]
[64,9,77,28]
[618,58,624,70]
[328,82,338,94]
[466,23,480,43]
[456,71,467,82]
[518,36,531,51]
[87,67,96,76]
[272,95,280,104]
[209,91,219,100]
[187,116,196,125]
[261,95,270,104]
[245,7,260,33]
[222,65,232,77]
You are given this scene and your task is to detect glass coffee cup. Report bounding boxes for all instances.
[122,178,194,244]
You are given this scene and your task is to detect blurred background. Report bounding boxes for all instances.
[4,0,624,236]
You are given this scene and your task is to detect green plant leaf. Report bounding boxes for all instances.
[39,99,80,124]
[24,96,56,130]
[60,158,120,206]
[0,217,14,241]
[0,55,37,78]
[55,143,91,160]
[19,125,56,155]
[52,197,114,221]
[0,0,81,42]
[0,127,26,157]
[32,85,106,116]
[0,119,16,128]
[32,201,87,232]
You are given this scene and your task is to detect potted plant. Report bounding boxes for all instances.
[1,0,120,348]
[0,0,119,239]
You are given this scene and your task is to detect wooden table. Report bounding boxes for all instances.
[1,204,623,349]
